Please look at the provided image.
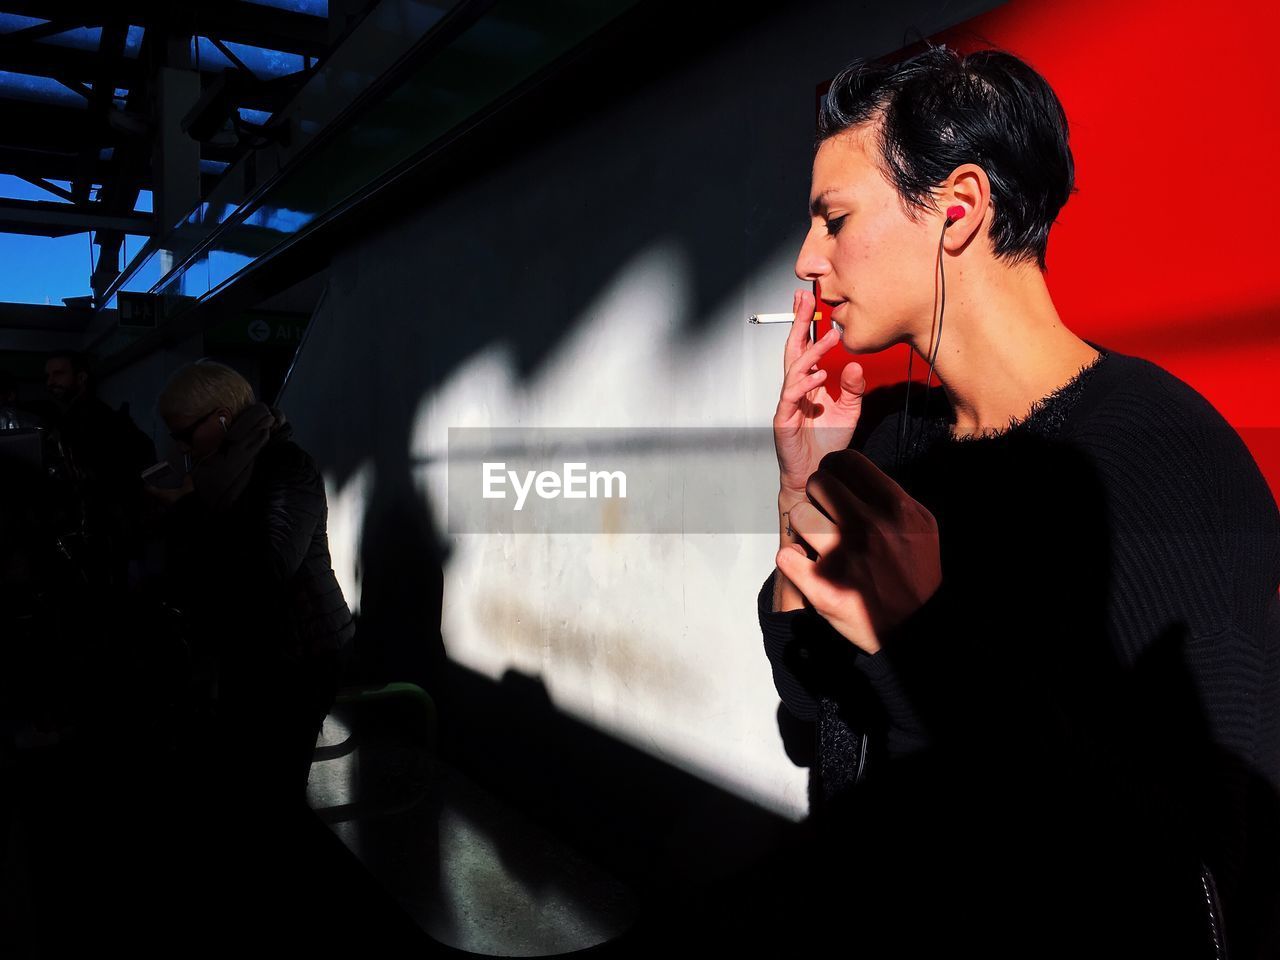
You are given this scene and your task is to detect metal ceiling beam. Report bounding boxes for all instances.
[0,3,329,58]
[54,77,93,99]
[0,56,300,120]
[75,22,130,205]
[0,4,327,310]
[17,176,76,202]
[0,146,119,183]
[0,17,97,47]
[232,69,311,113]
[0,98,132,151]
[0,145,226,193]
[208,35,252,75]
[0,42,146,88]
[0,302,97,332]
[0,10,336,329]
[83,21,139,292]
[0,198,153,237]
[0,327,94,353]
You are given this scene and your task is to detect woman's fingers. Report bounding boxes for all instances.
[783,289,816,371]
[787,326,840,382]
[806,469,879,547]
[779,367,827,407]
[778,328,840,415]
[788,500,840,557]
[817,450,911,527]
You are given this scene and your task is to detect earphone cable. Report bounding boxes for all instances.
[897,217,951,483]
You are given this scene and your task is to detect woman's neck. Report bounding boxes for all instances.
[914,259,1099,439]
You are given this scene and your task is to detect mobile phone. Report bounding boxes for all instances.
[142,460,184,489]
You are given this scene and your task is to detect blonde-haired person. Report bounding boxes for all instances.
[153,359,353,936]
[157,357,255,428]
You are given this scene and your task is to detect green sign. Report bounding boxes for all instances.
[206,313,306,346]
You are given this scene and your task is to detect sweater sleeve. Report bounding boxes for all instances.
[847,583,952,759]
[757,567,948,757]
[756,570,825,723]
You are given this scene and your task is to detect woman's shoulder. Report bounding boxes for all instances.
[1083,347,1220,418]
[1070,347,1262,481]
[1071,347,1280,566]
[253,429,322,488]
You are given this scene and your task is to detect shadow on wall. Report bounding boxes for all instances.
[272,0,1017,941]
[280,0,1280,943]
[344,465,448,694]
[271,0,1280,947]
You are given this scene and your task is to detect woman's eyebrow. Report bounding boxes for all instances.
[809,190,848,217]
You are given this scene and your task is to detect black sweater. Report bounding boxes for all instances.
[758,341,1280,957]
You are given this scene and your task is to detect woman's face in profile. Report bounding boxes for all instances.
[165,407,227,466]
[794,124,943,354]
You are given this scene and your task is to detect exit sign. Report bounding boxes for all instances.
[117,291,160,328]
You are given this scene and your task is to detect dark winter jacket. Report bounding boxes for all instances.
[169,404,354,671]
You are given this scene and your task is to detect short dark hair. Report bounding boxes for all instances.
[817,44,1075,270]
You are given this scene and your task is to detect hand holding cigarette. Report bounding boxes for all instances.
[772,289,866,501]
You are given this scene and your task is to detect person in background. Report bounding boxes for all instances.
[42,351,156,586]
[45,351,154,485]
[150,359,354,937]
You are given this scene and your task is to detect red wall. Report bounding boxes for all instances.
[826,0,1280,501]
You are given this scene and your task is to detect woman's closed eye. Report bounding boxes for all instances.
[825,215,848,236]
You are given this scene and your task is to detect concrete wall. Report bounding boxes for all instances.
[98,335,203,464]
[279,0,1002,821]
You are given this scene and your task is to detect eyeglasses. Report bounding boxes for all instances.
[170,409,218,445]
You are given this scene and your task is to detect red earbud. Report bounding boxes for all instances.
[946,205,965,223]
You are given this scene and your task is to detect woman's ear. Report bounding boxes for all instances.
[941,163,991,253]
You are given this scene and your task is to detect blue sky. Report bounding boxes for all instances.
[0,176,151,305]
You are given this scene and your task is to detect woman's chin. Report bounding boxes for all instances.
[840,325,898,356]
[835,318,876,354]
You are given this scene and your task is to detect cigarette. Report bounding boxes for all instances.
[750,312,818,342]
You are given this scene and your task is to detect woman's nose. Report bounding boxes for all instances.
[794,225,829,282]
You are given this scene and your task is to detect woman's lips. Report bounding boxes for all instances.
[828,300,847,332]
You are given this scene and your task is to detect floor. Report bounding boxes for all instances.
[305,701,641,956]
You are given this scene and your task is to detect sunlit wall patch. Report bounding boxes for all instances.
[324,459,376,617]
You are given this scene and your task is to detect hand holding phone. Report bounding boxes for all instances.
[142,462,195,507]
[142,461,184,489]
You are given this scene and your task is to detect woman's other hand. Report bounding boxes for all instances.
[776,449,941,655]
